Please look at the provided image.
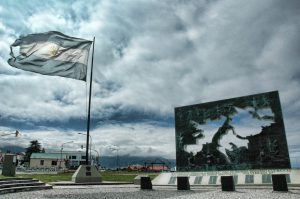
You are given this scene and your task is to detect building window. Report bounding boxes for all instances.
[71,161,79,166]
[285,174,291,183]
[168,177,176,184]
[72,156,76,159]
[40,160,44,166]
[194,176,203,185]
[51,161,57,166]
[245,175,254,184]
[80,161,86,165]
[262,174,272,183]
[233,175,238,185]
[81,156,86,160]
[209,176,218,184]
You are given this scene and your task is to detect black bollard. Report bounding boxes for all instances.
[272,174,288,192]
[221,176,235,191]
[140,177,152,190]
[177,176,190,190]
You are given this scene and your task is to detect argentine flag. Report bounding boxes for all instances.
[8,31,92,81]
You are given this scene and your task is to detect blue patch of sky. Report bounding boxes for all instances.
[0,0,92,35]
[231,115,244,125]
[0,116,87,131]
[289,145,300,151]
[52,92,74,106]
[290,160,300,168]
[193,107,274,133]
[95,80,122,98]
[0,107,174,131]
[199,119,225,128]
[231,107,274,127]
[96,108,174,128]
[232,107,253,124]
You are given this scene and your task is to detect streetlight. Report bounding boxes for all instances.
[78,133,92,164]
[109,145,120,170]
[0,130,20,137]
[91,149,100,167]
[60,141,73,169]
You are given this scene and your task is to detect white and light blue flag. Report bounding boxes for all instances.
[8,31,92,81]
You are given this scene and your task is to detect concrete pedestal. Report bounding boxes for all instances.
[72,165,102,183]
[2,154,16,177]
[152,169,300,186]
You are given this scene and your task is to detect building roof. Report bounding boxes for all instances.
[31,152,86,159]
[31,153,65,159]
[146,165,169,171]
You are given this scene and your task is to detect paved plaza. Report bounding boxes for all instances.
[1,185,300,199]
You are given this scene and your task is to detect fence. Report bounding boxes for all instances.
[15,166,59,174]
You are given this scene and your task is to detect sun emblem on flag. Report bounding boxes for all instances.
[49,44,59,57]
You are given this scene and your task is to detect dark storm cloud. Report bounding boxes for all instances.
[0,0,299,158]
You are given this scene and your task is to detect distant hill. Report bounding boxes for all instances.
[0,145,176,169]
[0,145,25,153]
[99,155,176,169]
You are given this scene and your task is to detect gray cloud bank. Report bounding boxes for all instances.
[0,0,300,160]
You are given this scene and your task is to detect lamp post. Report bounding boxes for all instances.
[91,149,100,167]
[60,141,73,169]
[0,130,20,137]
[109,145,120,170]
[78,133,92,164]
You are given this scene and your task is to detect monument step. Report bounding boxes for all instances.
[152,169,300,186]
[0,179,39,185]
[0,181,45,189]
[0,177,33,181]
[0,184,52,194]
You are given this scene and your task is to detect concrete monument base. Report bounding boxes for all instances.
[2,154,16,177]
[152,169,300,186]
[72,165,102,183]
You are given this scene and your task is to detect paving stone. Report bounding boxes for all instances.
[1,185,300,199]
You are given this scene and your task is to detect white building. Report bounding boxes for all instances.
[30,151,86,169]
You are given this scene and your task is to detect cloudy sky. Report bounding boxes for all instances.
[0,0,299,165]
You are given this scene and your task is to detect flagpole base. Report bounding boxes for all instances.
[72,165,102,183]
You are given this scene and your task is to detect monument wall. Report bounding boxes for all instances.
[175,91,290,171]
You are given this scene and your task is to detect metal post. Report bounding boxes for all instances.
[60,146,63,169]
[116,148,119,170]
[91,149,100,167]
[60,141,73,169]
[86,37,95,165]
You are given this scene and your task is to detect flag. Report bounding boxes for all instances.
[7,31,92,81]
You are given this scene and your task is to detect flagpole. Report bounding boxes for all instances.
[86,37,95,165]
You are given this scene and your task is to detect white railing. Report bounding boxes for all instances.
[16,166,59,174]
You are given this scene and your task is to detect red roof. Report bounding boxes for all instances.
[146,165,169,171]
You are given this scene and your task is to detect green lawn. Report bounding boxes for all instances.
[0,171,159,183]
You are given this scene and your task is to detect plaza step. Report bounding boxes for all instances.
[0,178,52,194]
[0,177,33,180]
[0,181,45,189]
[0,179,39,185]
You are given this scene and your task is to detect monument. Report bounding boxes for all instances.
[152,91,299,187]
[72,165,102,183]
[2,154,16,176]
[175,91,290,171]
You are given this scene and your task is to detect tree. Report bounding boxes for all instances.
[25,140,42,162]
